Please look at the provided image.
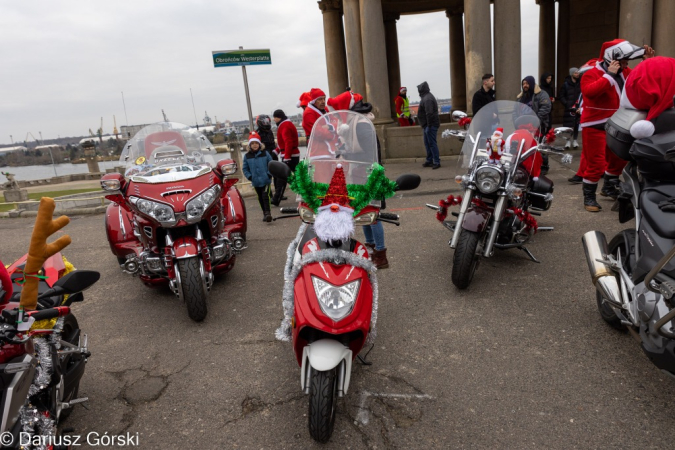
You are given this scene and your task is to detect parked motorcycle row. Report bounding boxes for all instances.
[2,93,675,445]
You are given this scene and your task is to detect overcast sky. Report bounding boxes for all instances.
[0,0,541,144]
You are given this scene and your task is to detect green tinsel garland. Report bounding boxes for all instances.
[289,161,397,215]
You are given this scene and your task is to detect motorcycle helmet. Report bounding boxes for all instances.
[350,100,373,114]
[256,114,272,130]
[603,40,645,65]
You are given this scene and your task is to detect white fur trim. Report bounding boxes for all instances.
[296,100,302,108]
[630,119,655,139]
[248,137,261,144]
[602,73,622,98]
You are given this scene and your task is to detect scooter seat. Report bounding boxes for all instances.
[641,188,675,239]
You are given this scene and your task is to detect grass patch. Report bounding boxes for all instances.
[0,188,101,212]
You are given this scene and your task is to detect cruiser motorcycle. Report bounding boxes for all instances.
[101,122,247,321]
[0,253,99,449]
[583,100,675,376]
[428,101,572,289]
[269,111,420,443]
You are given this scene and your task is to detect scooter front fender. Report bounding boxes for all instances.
[301,340,353,394]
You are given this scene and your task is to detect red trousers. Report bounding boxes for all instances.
[581,127,626,183]
[398,117,411,127]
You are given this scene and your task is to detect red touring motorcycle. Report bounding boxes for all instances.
[101,122,247,321]
[269,111,420,443]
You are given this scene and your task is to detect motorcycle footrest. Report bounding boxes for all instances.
[442,220,456,231]
[62,397,89,409]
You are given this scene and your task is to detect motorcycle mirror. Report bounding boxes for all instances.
[268,160,291,181]
[554,127,574,139]
[452,111,468,122]
[665,147,675,162]
[52,270,100,295]
[395,174,421,191]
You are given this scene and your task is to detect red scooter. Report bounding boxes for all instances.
[269,111,420,442]
[101,122,247,321]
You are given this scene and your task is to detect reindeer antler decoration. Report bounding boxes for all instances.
[19,198,71,310]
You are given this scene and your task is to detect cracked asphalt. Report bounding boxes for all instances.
[2,153,675,449]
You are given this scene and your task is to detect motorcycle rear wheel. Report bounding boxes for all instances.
[177,258,208,322]
[596,233,631,330]
[452,230,482,290]
[308,368,337,443]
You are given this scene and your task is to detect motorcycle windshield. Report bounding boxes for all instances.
[120,122,221,183]
[458,101,540,171]
[306,111,378,185]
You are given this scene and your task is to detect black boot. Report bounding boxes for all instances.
[540,154,550,176]
[568,174,583,184]
[600,174,620,200]
[583,182,602,212]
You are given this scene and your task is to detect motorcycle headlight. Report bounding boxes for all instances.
[312,276,361,321]
[130,196,176,224]
[298,206,316,223]
[185,186,221,222]
[354,211,377,225]
[475,166,503,194]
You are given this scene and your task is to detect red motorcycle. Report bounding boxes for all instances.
[269,111,420,442]
[101,122,247,321]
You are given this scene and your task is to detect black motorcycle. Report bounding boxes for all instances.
[0,262,99,449]
[429,101,572,289]
[583,101,675,376]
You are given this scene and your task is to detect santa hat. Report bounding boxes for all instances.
[308,88,326,105]
[318,164,353,212]
[297,91,311,108]
[327,90,364,111]
[622,56,675,139]
[493,127,504,137]
[248,132,262,145]
[399,87,407,93]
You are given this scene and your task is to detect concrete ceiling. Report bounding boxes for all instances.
[382,0,464,15]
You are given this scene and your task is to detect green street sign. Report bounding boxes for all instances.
[212,49,272,67]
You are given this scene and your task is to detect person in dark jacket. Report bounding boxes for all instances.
[417,81,441,169]
[242,132,273,223]
[518,75,552,174]
[540,72,555,132]
[557,67,582,149]
[472,74,496,115]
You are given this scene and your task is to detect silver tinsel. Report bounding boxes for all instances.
[276,230,379,346]
[27,338,53,397]
[20,404,56,450]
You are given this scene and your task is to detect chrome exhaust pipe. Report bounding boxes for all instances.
[582,231,622,307]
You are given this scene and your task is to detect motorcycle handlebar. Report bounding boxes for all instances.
[27,306,70,322]
[280,207,299,215]
[379,212,400,221]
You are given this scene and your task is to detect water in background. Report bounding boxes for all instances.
[1,161,122,181]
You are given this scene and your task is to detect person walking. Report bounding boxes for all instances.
[417,81,441,169]
[301,88,327,140]
[579,39,654,212]
[471,74,496,115]
[242,132,273,223]
[395,87,412,127]
[517,75,552,173]
[271,109,300,206]
[256,114,284,201]
[558,67,584,183]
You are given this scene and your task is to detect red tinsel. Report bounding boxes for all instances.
[436,194,463,221]
[458,117,472,129]
[545,128,556,144]
[506,208,539,233]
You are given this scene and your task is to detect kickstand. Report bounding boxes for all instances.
[519,246,541,263]
[356,344,374,365]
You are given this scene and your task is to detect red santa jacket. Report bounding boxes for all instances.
[505,130,543,180]
[580,62,631,128]
[302,104,326,140]
[275,119,300,161]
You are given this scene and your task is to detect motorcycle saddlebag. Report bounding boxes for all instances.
[605,108,646,161]
[529,176,554,211]
[629,131,675,182]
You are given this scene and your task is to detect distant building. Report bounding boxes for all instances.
[0,146,28,154]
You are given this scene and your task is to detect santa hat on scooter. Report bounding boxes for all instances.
[327,89,364,112]
[313,164,355,243]
[620,56,675,139]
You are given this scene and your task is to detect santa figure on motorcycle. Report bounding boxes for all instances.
[313,164,355,244]
[488,127,505,164]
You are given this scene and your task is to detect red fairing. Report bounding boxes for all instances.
[223,187,247,236]
[292,261,373,366]
[0,260,12,302]
[104,202,140,259]
[127,172,216,215]
[6,253,65,288]
[173,237,199,259]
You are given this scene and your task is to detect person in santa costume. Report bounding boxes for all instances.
[301,88,328,140]
[242,132,273,222]
[395,87,412,127]
[297,91,311,111]
[505,128,543,181]
[326,88,363,112]
[271,109,300,206]
[620,56,675,139]
[579,39,655,212]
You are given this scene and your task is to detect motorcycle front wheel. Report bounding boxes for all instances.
[308,368,337,443]
[177,257,208,322]
[452,230,482,289]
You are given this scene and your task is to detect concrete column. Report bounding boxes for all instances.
[384,13,401,120]
[538,0,556,80]
[556,0,571,94]
[343,0,367,96]
[447,8,467,112]
[619,0,653,48]
[493,0,521,101]
[360,0,392,123]
[318,0,349,98]
[464,0,492,115]
[652,0,675,57]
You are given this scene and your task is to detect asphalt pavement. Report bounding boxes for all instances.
[1,152,674,449]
